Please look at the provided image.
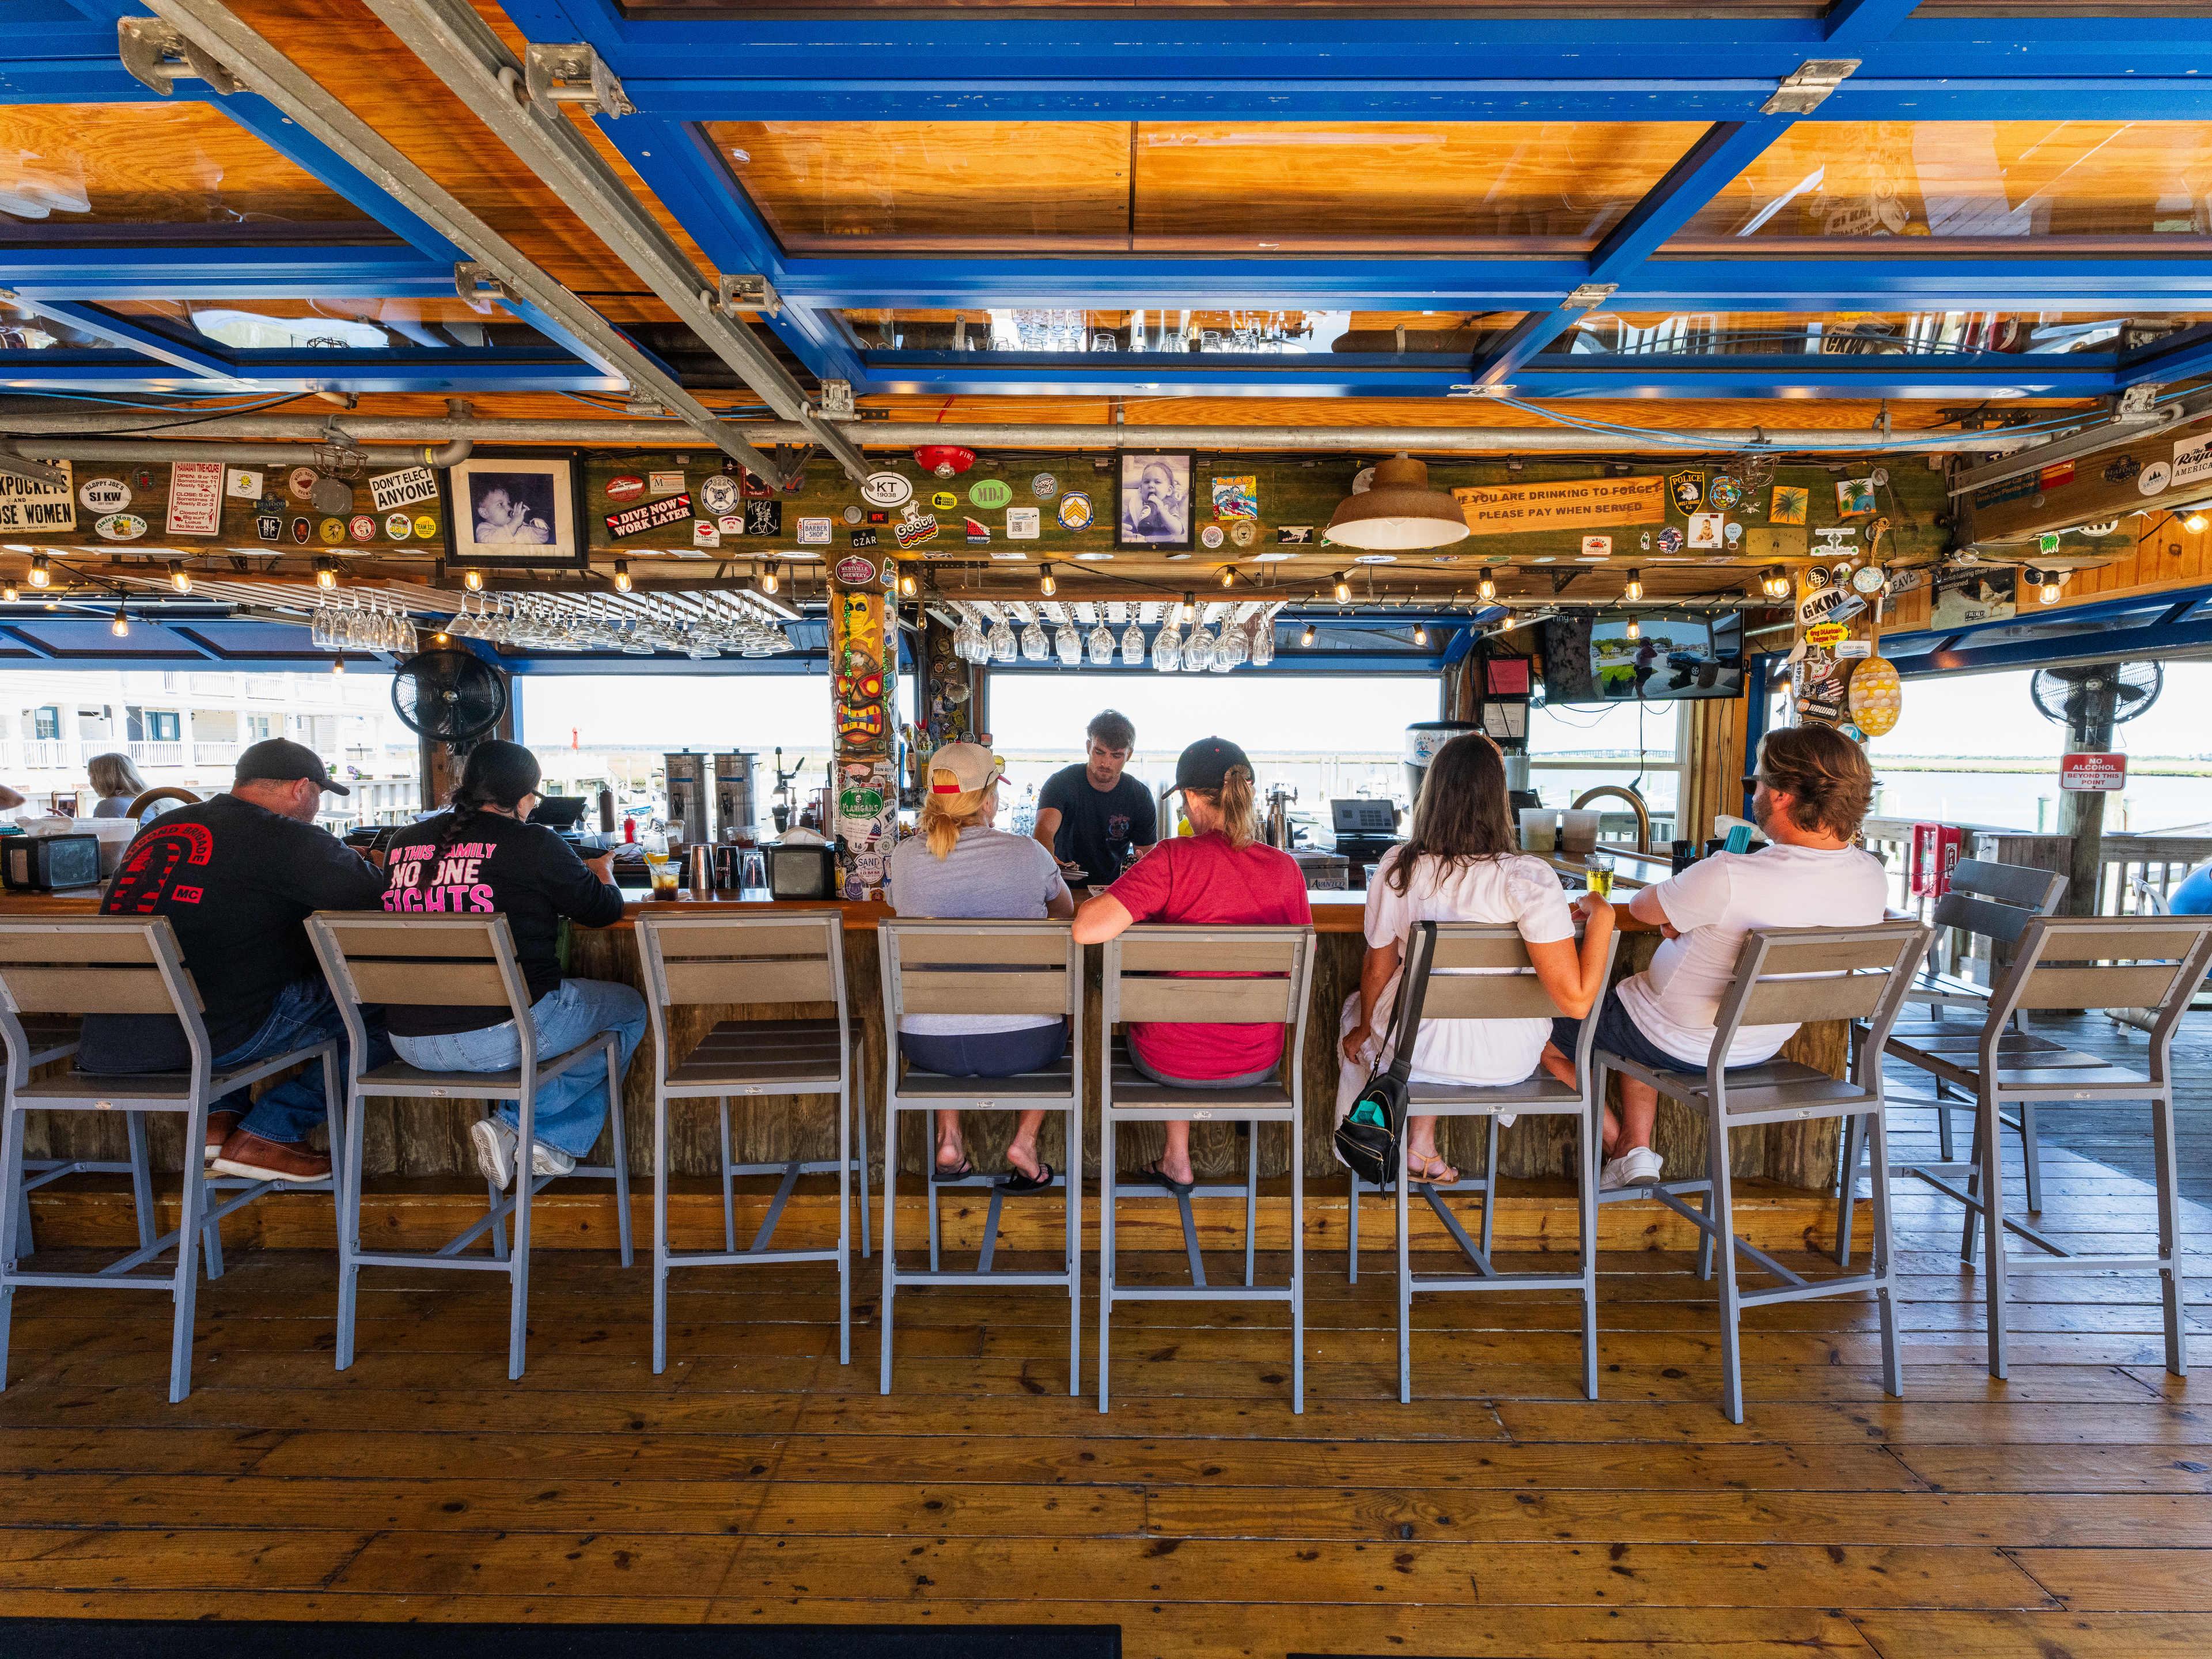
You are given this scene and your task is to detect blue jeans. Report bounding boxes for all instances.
[900,1018,1067,1079]
[390,979,646,1158]
[218,976,395,1147]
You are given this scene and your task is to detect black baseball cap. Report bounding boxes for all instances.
[1173,736,1252,794]
[234,737,350,796]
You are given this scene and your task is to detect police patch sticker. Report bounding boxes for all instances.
[1057,492,1092,531]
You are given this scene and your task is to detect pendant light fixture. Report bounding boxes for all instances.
[29,554,50,589]
[1300,621,1316,647]
[1323,453,1472,551]
[1039,562,1056,598]
[613,559,632,592]
[463,568,483,592]
[1331,571,1351,603]
[1476,572,1498,601]
[1624,616,1641,641]
[1623,569,1645,601]
[110,597,129,638]
[169,562,192,594]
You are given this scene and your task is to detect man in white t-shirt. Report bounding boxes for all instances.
[1540,724,1889,1190]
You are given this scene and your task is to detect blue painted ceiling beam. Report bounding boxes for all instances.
[0,355,624,395]
[0,244,460,299]
[4,297,244,382]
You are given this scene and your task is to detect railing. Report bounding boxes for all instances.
[19,738,82,771]
[127,741,184,768]
[2094,834,2212,915]
[192,741,237,767]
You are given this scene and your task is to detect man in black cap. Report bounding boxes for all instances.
[79,737,390,1183]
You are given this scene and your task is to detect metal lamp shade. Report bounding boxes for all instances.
[1324,454,1472,550]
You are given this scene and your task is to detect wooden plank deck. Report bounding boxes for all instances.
[0,1095,2206,1658]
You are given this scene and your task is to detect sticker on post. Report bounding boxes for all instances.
[225,469,263,500]
[605,494,692,539]
[78,478,130,514]
[861,472,912,509]
[797,516,833,545]
[1057,492,1092,531]
[369,465,440,513]
[96,513,146,541]
[834,555,877,585]
[647,471,686,498]
[165,461,224,537]
[698,475,743,517]
[693,520,721,548]
[1006,506,1040,540]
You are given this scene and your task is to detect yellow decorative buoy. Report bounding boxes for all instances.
[1848,656,1903,738]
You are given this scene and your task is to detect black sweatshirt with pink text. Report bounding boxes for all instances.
[380,810,623,1037]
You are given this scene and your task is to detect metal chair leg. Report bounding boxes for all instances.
[1098,1115,1115,1414]
[335,1081,368,1372]
[126,1111,156,1251]
[1707,1111,1745,1425]
[1866,1105,1903,1401]
[1244,1118,1259,1289]
[926,1128,942,1275]
[606,1038,633,1267]
[1290,1119,1304,1416]
[836,1077,851,1368]
[652,1084,671,1376]
[0,1103,27,1389]
[1936,1100,1955,1162]
[1346,1169,1361,1284]
[717,1097,736,1254]
[2153,1090,2188,1378]
[1835,1111,1863,1267]
[1958,1113,1983,1266]
[1578,1104,1600,1402]
[1977,1088,2010,1381]
[1396,1131,1411,1404]
[855,1044,872,1261]
[507,1092,535,1381]
[1480,1116,1499,1262]
[878,1103,898,1395]
[1066,1089,1082,1397]
[169,1103,210,1404]
[2018,1102,2043,1215]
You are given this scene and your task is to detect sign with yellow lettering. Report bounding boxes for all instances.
[1452,475,1666,537]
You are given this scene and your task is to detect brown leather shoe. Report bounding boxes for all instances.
[203,1111,243,1164]
[211,1130,331,1184]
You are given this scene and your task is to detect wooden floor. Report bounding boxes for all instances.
[0,1097,2206,1658]
[2011,1009,2212,1204]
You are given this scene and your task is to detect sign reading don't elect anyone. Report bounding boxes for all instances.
[1452,475,1666,536]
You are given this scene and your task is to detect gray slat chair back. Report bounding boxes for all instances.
[877,919,1083,1396]
[307,911,632,1382]
[0,917,340,1402]
[634,910,865,1376]
[1982,914,2212,1074]
[1931,858,2069,951]
[1097,923,1316,1415]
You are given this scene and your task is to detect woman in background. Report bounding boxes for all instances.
[88,751,147,819]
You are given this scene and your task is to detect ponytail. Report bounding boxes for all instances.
[919,779,995,859]
[1185,765,1259,851]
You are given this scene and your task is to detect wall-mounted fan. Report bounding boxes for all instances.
[2029,661,2162,733]
[391,648,507,755]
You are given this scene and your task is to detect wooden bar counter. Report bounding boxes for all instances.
[6,884,1845,1195]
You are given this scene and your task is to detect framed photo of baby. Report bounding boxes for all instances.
[441,451,588,571]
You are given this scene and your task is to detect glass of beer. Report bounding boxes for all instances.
[1585,850,1615,901]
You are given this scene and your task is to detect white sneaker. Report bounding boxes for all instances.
[529,1138,575,1177]
[471,1118,517,1189]
[1599,1146,1666,1191]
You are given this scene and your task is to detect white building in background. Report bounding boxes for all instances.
[0,668,422,830]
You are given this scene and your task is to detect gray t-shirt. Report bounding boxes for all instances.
[888,826,1068,1036]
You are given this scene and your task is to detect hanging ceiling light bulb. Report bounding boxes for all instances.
[28,554,50,589]
[462,568,483,592]
[2186,512,2209,535]
[109,598,129,638]
[898,569,918,598]
[612,560,633,592]
[761,561,780,595]
[1476,573,1497,601]
[1300,621,1316,647]
[1179,591,1196,623]
[332,656,346,675]
[2036,567,2063,604]
[1623,569,1644,601]
[1218,563,1237,589]
[1413,622,1429,646]
[1624,616,1641,641]
[2,579,16,604]
[1323,452,1473,550]
[168,562,191,595]
[1331,571,1351,603]
[315,558,338,590]
[1039,562,1056,598]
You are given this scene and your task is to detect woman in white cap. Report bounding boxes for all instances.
[888,741,1075,1194]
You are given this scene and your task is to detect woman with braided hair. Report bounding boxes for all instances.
[379,740,645,1190]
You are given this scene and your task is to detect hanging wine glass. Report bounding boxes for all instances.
[1055,618,1081,665]
[1249,613,1275,668]
[1214,624,1248,671]
[1020,616,1048,660]
[1120,619,1145,664]
[988,615,1017,661]
[1183,623,1214,672]
[1087,621,1114,665]
[1152,623,1181,672]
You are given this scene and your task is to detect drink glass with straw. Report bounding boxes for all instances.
[1585,849,1615,901]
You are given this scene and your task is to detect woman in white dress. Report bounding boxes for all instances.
[1337,733,1619,1183]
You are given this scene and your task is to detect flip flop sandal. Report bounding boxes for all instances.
[1405,1156,1460,1186]
[933,1156,975,1181]
[999,1160,1055,1196]
[1141,1157,1196,1197]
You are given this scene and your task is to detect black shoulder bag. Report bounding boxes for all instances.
[1333,920,1438,1186]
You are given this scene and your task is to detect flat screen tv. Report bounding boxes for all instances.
[1540,611,1745,705]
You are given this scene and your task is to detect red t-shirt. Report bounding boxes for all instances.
[1104,833,1314,1080]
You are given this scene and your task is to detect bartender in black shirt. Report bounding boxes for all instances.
[1032,709,1158,885]
[80,739,390,1184]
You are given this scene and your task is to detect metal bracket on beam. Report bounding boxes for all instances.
[1550,570,1582,596]
[118,15,244,96]
[522,42,633,118]
[454,262,507,315]
[2117,382,2166,422]
[818,380,856,420]
[0,444,69,490]
[719,274,782,319]
[1761,58,1860,115]
[1560,283,1618,312]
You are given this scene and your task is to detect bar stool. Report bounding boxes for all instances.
[1834,857,2067,1262]
[636,910,869,1374]
[1361,921,1620,1402]
[9,1015,158,1260]
[878,918,1081,1395]
[1593,920,1930,1422]
[306,912,631,1381]
[1879,912,2212,1379]
[0,917,340,1402]
[1099,924,1315,1414]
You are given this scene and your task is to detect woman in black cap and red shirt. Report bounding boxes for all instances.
[1073,736,1312,1192]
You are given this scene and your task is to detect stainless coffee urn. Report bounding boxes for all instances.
[662,751,709,845]
[712,751,758,843]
